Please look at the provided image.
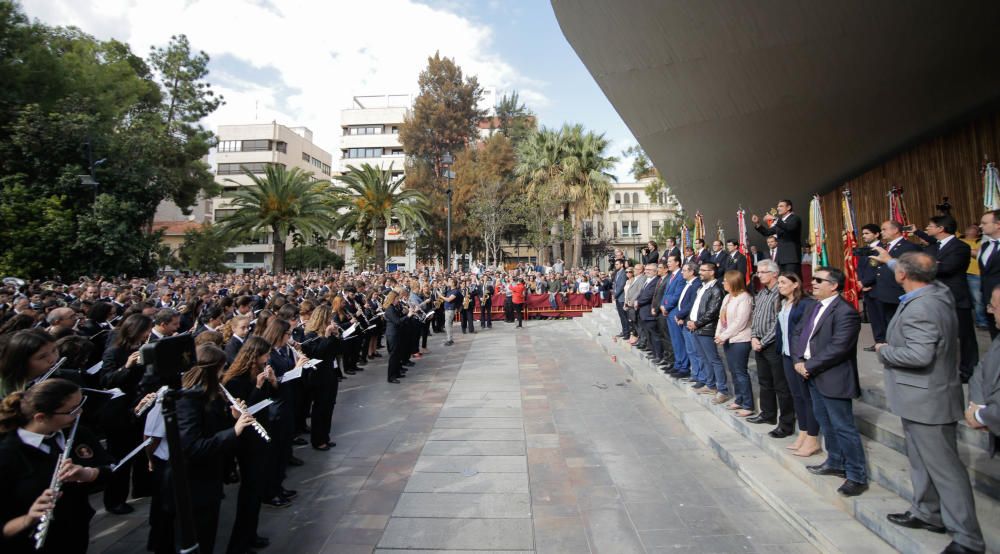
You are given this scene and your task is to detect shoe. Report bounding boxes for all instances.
[371,352,382,358]
[698,387,718,396]
[768,428,793,439]
[398,374,407,378]
[942,541,985,553]
[711,393,731,404]
[292,437,308,446]
[671,372,690,380]
[263,496,291,508]
[886,511,946,533]
[650,357,663,365]
[105,503,135,515]
[402,361,415,367]
[746,415,777,425]
[691,382,706,389]
[344,369,356,375]
[254,536,271,548]
[312,443,331,451]
[357,359,367,366]
[288,456,304,467]
[837,479,868,497]
[388,378,400,384]
[280,488,298,499]
[806,464,846,478]
[863,345,876,352]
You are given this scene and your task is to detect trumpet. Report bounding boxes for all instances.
[34,413,82,549]
[219,385,271,442]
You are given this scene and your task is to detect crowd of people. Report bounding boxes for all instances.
[1,200,999,554]
[613,199,998,554]
[0,266,565,553]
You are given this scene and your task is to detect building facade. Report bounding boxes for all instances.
[212,123,333,272]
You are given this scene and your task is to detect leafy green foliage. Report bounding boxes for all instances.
[285,245,344,271]
[178,223,231,273]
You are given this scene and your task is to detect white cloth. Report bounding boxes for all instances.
[688,279,716,322]
[17,428,64,454]
[144,403,169,461]
[803,295,837,360]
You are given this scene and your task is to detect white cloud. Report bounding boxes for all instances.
[22,0,547,156]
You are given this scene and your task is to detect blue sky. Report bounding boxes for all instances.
[24,0,637,179]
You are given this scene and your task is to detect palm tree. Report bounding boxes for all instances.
[216,165,337,274]
[330,163,429,270]
[515,127,569,263]
[559,124,618,269]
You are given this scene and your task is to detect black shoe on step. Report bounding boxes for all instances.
[887,512,946,533]
[746,415,776,425]
[768,428,793,439]
[263,496,291,508]
[837,479,868,497]
[806,464,846,477]
[105,503,135,515]
[288,456,304,467]
[388,378,400,384]
[292,437,308,446]
[280,488,297,499]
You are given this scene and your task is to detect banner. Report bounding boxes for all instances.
[840,188,861,311]
[736,208,751,285]
[808,194,828,272]
[694,211,705,243]
[984,161,1000,210]
[888,186,910,235]
[680,224,691,250]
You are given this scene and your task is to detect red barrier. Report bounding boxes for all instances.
[469,293,605,320]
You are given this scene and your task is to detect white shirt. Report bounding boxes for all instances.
[18,428,64,454]
[144,402,169,461]
[689,279,716,322]
[677,278,696,310]
[980,236,1000,264]
[937,234,954,249]
[804,295,838,360]
[886,236,904,252]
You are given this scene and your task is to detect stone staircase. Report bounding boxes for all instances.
[577,303,1000,554]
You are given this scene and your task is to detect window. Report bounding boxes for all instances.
[342,148,384,159]
[652,220,661,237]
[218,140,241,152]
[214,209,237,220]
[583,221,594,237]
[391,126,399,134]
[346,125,383,135]
[276,141,287,153]
[614,193,621,204]
[302,152,311,162]
[240,233,270,245]
[386,241,407,258]
[390,148,404,156]
[242,252,266,264]
[217,140,284,153]
[223,253,237,263]
[221,186,242,198]
[622,221,639,238]
[217,162,284,175]
[632,193,639,204]
[242,139,270,152]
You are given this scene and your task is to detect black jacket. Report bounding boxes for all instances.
[691,282,723,336]
[176,389,238,501]
[873,238,921,304]
[636,276,662,322]
[920,233,972,309]
[792,296,861,399]
[754,212,803,266]
[721,251,748,280]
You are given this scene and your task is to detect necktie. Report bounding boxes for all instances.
[797,302,823,356]
[42,434,63,457]
[770,248,776,260]
[986,240,998,266]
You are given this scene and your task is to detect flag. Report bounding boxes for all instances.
[693,211,705,243]
[840,188,861,311]
[888,186,910,235]
[808,194,828,272]
[736,208,751,285]
[680,224,690,250]
[984,161,1000,210]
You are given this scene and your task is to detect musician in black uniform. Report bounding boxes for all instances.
[383,290,413,384]
[98,313,154,514]
[479,277,494,329]
[221,337,278,553]
[300,304,340,451]
[460,278,478,334]
[260,319,308,505]
[224,315,251,365]
[0,328,59,398]
[0,378,111,554]
[331,297,359,375]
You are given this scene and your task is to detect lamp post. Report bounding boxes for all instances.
[441,152,455,272]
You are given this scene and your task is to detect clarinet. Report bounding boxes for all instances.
[34,413,82,549]
[219,385,271,442]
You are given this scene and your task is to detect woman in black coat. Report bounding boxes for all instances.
[300,304,341,451]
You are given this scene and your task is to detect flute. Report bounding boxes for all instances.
[34,413,81,549]
[219,385,271,442]
[133,386,167,417]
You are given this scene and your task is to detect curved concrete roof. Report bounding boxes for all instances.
[552,0,1000,230]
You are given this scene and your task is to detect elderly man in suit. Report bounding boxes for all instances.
[793,266,867,497]
[871,220,921,345]
[636,264,665,365]
[752,199,803,275]
[876,252,985,554]
[624,263,646,342]
[612,259,631,339]
[968,286,1000,458]
[978,210,1000,339]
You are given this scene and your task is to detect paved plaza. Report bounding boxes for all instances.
[92,318,818,553]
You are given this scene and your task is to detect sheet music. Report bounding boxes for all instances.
[342,323,358,339]
[85,360,103,375]
[302,358,322,369]
[111,437,153,472]
[247,398,274,415]
[82,387,125,399]
[280,366,303,383]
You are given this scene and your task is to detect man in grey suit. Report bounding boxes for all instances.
[968,285,1000,458]
[876,252,985,554]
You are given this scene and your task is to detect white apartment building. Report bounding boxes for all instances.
[598,178,680,264]
[212,123,333,272]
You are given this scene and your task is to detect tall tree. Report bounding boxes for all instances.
[459,134,519,266]
[330,163,429,270]
[561,125,618,269]
[178,223,230,273]
[398,53,485,263]
[216,165,336,274]
[515,127,569,264]
[493,91,535,147]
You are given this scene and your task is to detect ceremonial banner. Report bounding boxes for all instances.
[888,186,910,235]
[984,161,1000,210]
[680,224,690,250]
[694,211,705,243]
[808,194,828,272]
[840,189,861,311]
[736,208,751,285]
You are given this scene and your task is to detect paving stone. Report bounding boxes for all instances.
[428,428,526,441]
[421,439,526,456]
[414,455,528,473]
[378,517,534,550]
[439,407,524,418]
[393,492,531,518]
[434,417,524,429]
[404,471,530,493]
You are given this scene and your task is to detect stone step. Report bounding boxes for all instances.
[580,312,1000,553]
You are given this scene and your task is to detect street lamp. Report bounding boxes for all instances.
[441,152,455,272]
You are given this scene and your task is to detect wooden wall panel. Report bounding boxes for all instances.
[816,111,1000,268]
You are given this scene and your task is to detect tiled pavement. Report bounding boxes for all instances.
[92,319,817,553]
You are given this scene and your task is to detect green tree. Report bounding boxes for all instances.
[398,53,485,262]
[515,127,569,263]
[178,223,230,273]
[329,163,428,270]
[560,124,618,269]
[285,244,344,271]
[622,144,657,180]
[493,91,535,147]
[216,165,337,274]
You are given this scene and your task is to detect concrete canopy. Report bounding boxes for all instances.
[552,0,1000,233]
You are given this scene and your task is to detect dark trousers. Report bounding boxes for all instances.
[863,291,882,337]
[956,307,978,382]
[667,316,688,371]
[809,381,867,483]
[782,354,819,435]
[656,316,674,366]
[642,318,663,360]
[513,302,524,326]
[228,439,266,554]
[872,300,899,343]
[725,341,753,409]
[755,343,794,431]
[104,422,152,508]
[387,335,403,380]
[310,367,338,447]
[615,300,630,337]
[988,311,999,340]
[480,301,492,327]
[421,318,431,348]
[461,307,476,333]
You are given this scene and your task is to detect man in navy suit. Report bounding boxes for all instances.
[673,262,703,383]
[612,259,630,339]
[708,240,727,278]
[912,215,977,381]
[693,238,709,264]
[752,199,803,276]
[978,209,1000,339]
[794,267,867,497]
[636,265,664,364]
[721,239,748,281]
[856,223,882,351]
[660,254,688,376]
[870,220,920,345]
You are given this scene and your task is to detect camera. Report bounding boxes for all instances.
[140,334,196,389]
[853,246,875,258]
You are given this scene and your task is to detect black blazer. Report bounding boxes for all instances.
[636,276,662,321]
[176,389,237,501]
[721,251,748,280]
[793,296,861,399]
[979,238,1000,303]
[755,213,803,266]
[916,233,972,309]
[873,239,921,303]
[224,336,245,365]
[775,297,817,356]
[642,249,660,265]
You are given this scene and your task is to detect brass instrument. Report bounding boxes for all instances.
[462,286,471,310]
[220,385,271,442]
[34,413,82,549]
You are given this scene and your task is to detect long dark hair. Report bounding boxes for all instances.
[260,319,290,348]
[778,272,805,307]
[182,344,226,401]
[0,378,80,433]
[222,336,271,385]
[0,329,56,393]
[113,313,153,350]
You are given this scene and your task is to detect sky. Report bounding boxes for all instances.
[22,0,638,180]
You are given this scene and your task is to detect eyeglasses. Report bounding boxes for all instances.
[812,277,834,284]
[53,395,87,416]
